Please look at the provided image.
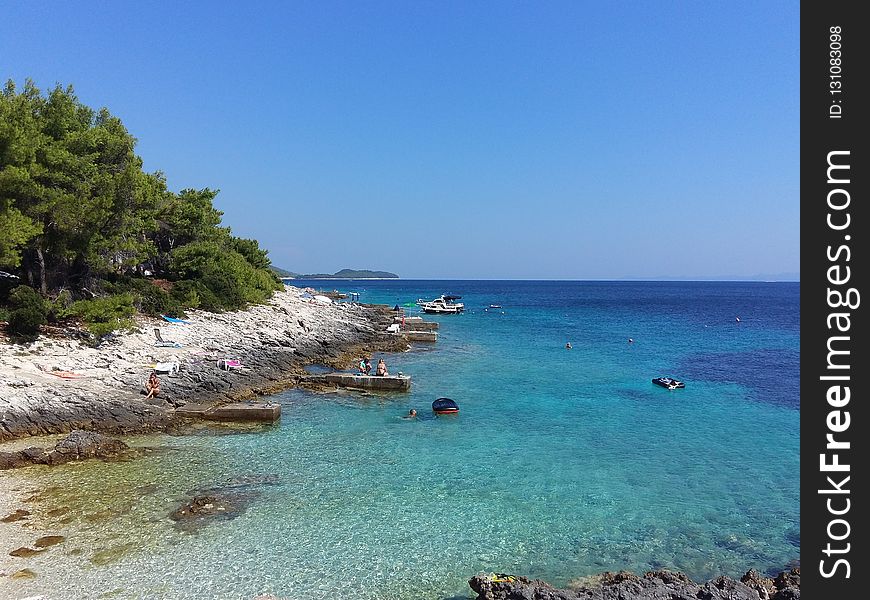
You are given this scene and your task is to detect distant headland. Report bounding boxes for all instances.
[272,268,399,280]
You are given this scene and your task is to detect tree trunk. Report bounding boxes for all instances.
[36,246,47,295]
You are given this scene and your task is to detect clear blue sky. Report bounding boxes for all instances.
[2,1,799,280]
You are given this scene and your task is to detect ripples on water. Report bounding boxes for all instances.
[0,281,799,599]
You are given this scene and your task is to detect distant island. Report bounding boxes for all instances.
[276,268,399,279]
[269,266,301,278]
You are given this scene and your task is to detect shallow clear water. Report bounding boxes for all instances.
[0,281,799,599]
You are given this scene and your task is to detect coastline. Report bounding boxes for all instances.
[0,286,404,442]
[0,281,799,598]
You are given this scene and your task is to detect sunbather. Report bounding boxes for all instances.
[144,372,160,399]
[376,359,388,376]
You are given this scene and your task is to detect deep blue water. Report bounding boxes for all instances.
[4,280,799,599]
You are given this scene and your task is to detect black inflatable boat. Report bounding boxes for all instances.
[432,397,460,414]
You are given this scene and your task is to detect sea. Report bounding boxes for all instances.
[0,280,800,600]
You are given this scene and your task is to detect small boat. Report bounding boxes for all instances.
[652,377,685,390]
[432,397,459,415]
[485,304,502,311]
[417,295,464,314]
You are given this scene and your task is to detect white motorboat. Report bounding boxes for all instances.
[416,295,464,314]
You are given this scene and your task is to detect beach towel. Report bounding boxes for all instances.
[48,371,88,379]
[161,315,192,325]
[217,359,243,371]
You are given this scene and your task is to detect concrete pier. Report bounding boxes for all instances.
[403,331,438,342]
[319,373,412,391]
[175,402,281,422]
[394,316,439,330]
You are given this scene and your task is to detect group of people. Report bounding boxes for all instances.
[358,357,389,376]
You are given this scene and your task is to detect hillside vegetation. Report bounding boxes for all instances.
[0,80,280,339]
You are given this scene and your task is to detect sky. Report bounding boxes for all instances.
[1,1,799,280]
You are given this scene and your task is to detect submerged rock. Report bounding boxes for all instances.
[9,546,44,558]
[10,568,37,579]
[0,508,31,522]
[468,567,801,600]
[169,491,258,532]
[34,535,65,548]
[169,474,278,532]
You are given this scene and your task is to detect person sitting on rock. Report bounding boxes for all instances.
[376,358,388,376]
[358,358,367,374]
[144,371,160,399]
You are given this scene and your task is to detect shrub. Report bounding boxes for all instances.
[47,289,74,322]
[67,293,136,339]
[168,280,202,310]
[169,241,280,311]
[7,285,48,339]
[122,278,187,317]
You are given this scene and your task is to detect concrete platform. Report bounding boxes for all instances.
[322,373,412,391]
[394,316,439,330]
[403,331,438,342]
[402,321,439,331]
[175,402,281,422]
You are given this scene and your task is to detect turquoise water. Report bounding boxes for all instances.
[0,281,799,599]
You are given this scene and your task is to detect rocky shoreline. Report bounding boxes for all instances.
[0,286,405,442]
[468,568,800,600]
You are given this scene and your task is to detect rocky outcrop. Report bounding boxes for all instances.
[1,288,406,441]
[468,568,800,600]
[0,430,130,469]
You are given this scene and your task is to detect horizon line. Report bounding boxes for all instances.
[288,277,801,282]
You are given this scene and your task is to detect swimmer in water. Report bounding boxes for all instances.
[565,342,572,349]
[403,409,417,419]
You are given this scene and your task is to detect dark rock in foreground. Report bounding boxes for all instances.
[0,430,130,470]
[468,568,800,600]
[169,473,280,532]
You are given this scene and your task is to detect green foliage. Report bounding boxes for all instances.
[1,79,280,316]
[66,293,136,338]
[231,237,274,272]
[0,201,41,267]
[167,280,202,310]
[114,278,186,317]
[6,285,47,338]
[169,241,280,311]
[1,80,157,282]
[46,288,73,322]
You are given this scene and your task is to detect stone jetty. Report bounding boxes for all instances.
[302,373,412,392]
[174,401,282,422]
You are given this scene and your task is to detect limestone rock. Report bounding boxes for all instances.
[468,568,801,600]
[0,430,129,470]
